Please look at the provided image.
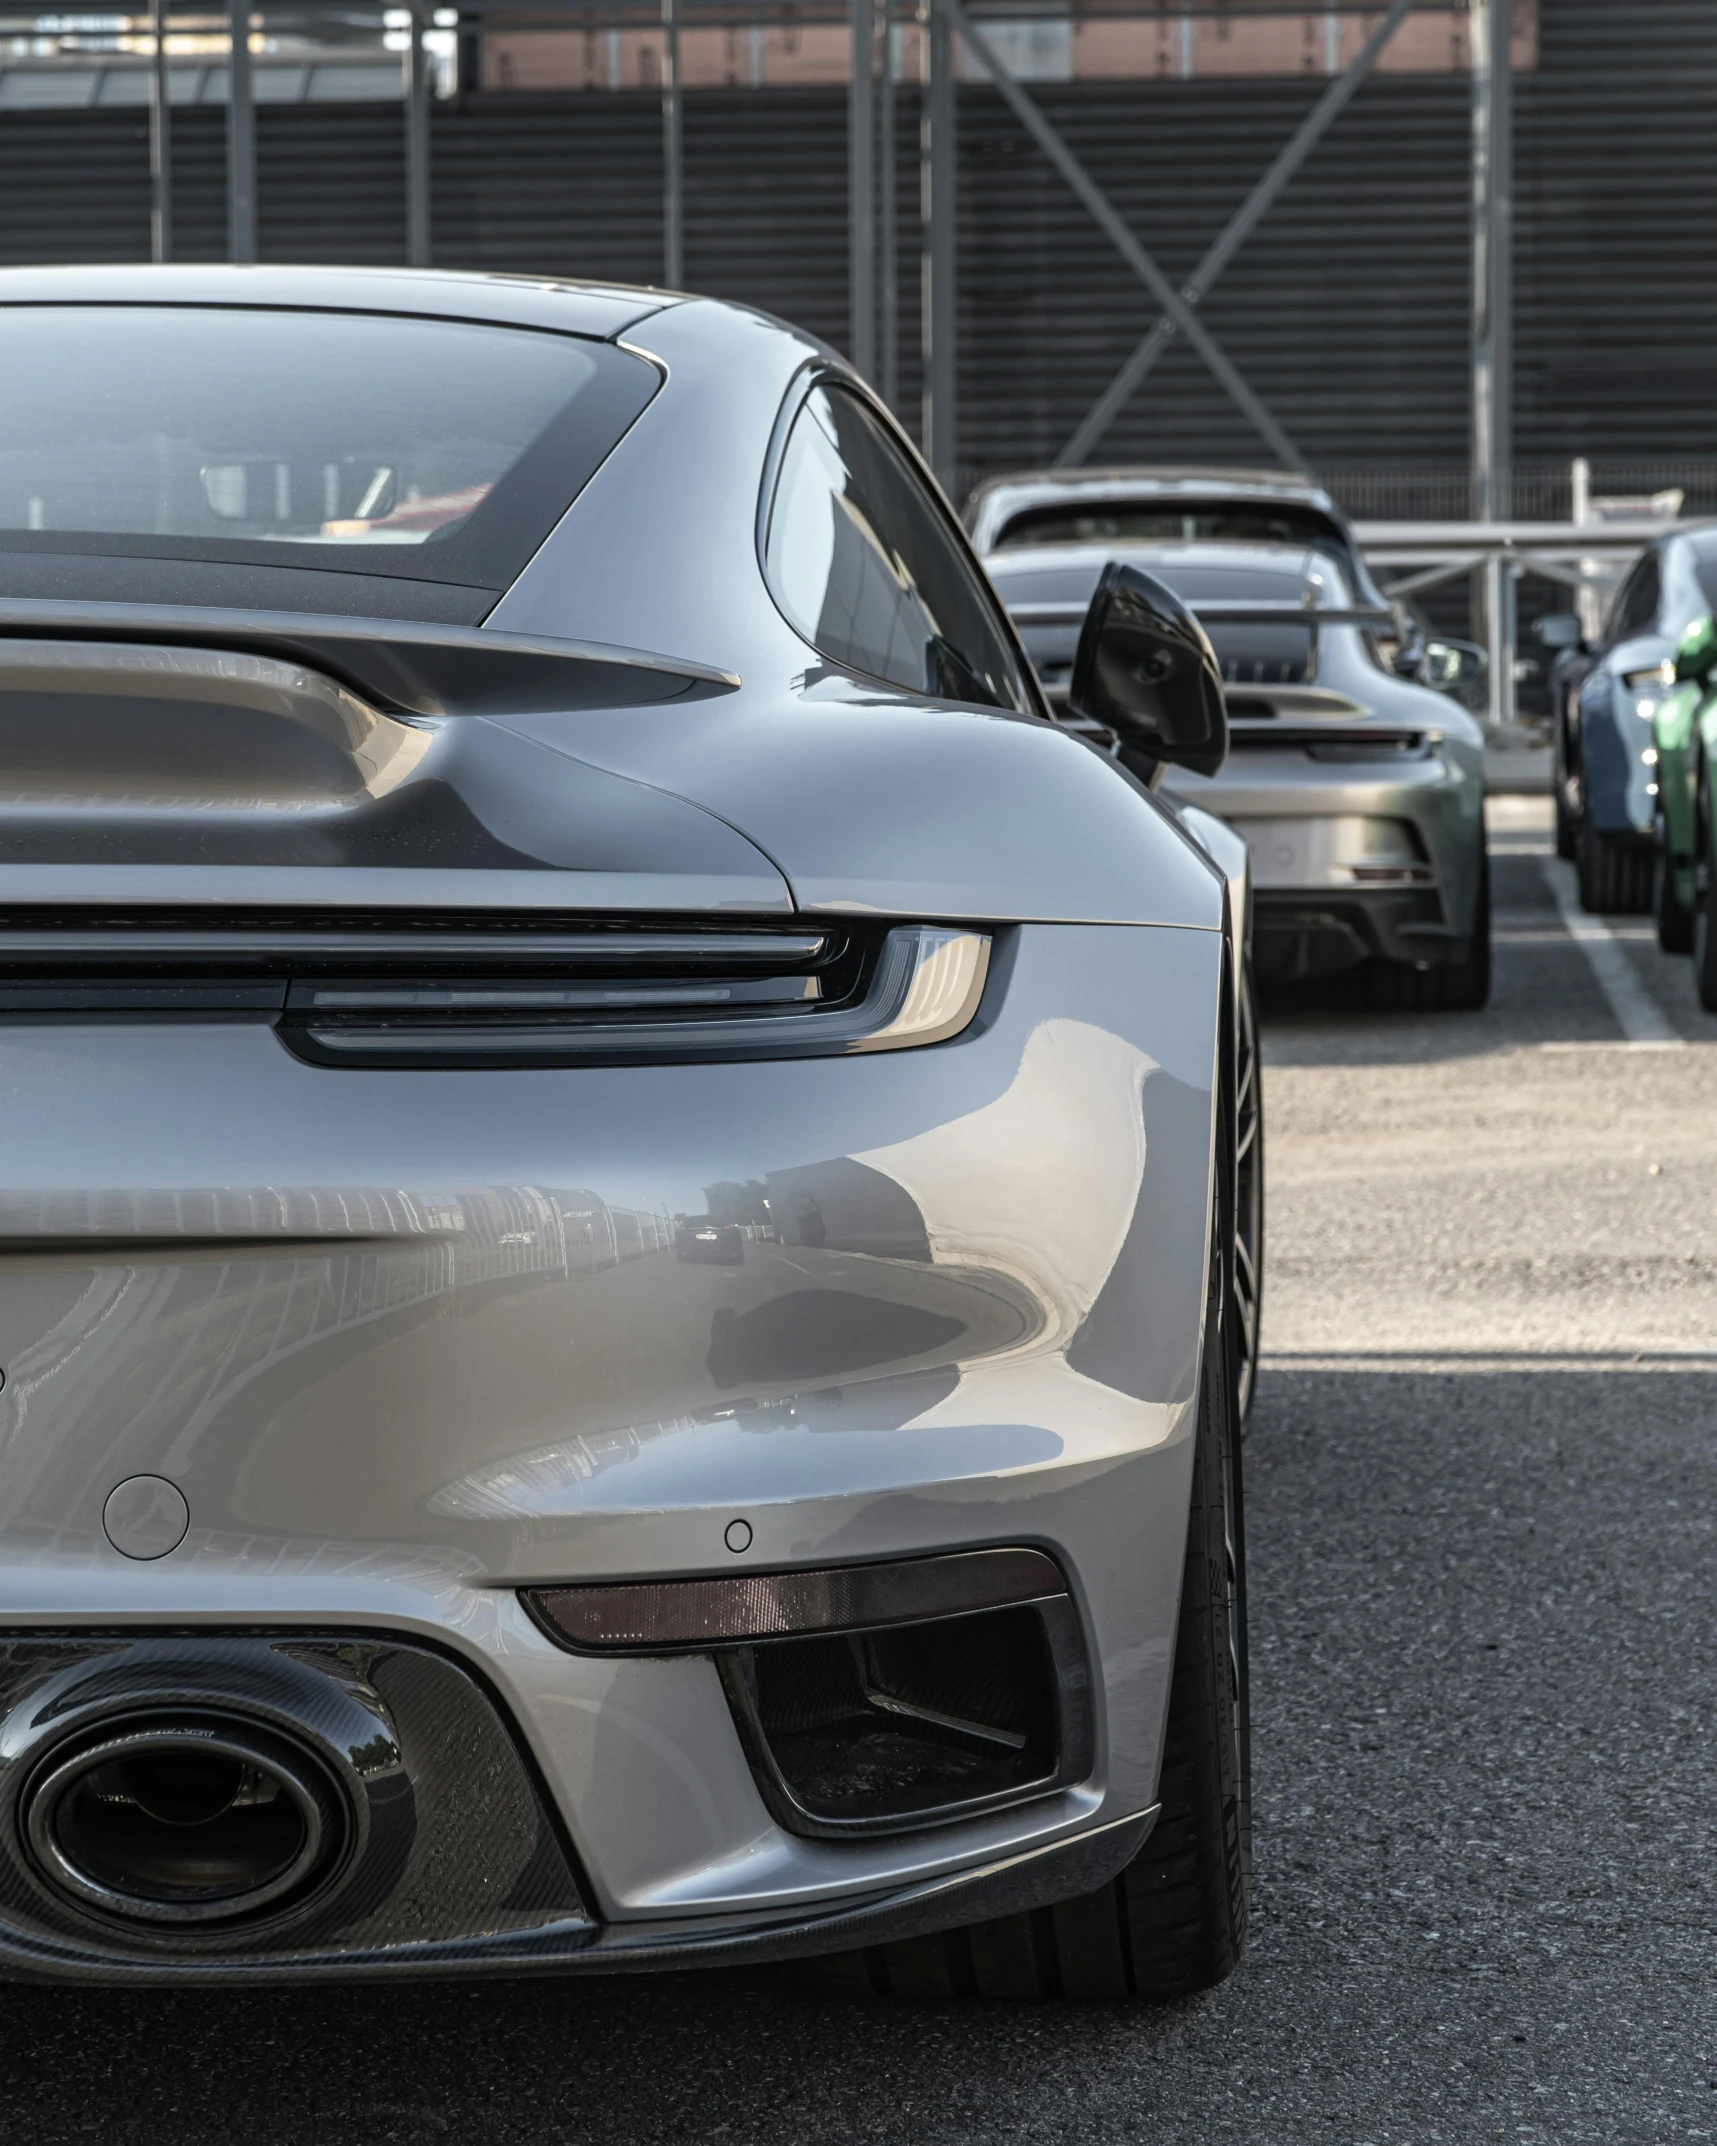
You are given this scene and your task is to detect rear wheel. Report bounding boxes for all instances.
[1577,825,1653,914]
[1654,807,1694,954]
[1233,962,1264,1432]
[1553,708,1579,860]
[1693,768,1717,1012]
[813,1234,1250,2002]
[1367,848,1491,1012]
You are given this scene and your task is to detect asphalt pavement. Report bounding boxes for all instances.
[2,796,1714,2144]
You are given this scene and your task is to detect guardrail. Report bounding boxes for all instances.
[1351,517,1710,734]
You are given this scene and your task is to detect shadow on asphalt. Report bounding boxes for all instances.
[1257,827,1678,1066]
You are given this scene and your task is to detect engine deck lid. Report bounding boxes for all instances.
[0,627,786,914]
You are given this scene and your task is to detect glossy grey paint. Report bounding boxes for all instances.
[0,280,1222,934]
[492,300,1222,930]
[0,923,1216,1920]
[987,539,1486,951]
[0,270,1234,1967]
[0,262,674,341]
[0,636,787,913]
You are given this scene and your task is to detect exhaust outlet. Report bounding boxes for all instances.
[22,1714,349,1927]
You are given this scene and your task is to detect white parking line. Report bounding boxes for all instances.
[1538,856,1683,1046]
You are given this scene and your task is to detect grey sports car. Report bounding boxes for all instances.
[0,266,1253,1998]
[979,480,1491,1010]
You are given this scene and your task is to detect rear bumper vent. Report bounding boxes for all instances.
[0,912,991,1066]
[722,1599,1087,1837]
[1229,723,1434,761]
[526,1548,1092,1838]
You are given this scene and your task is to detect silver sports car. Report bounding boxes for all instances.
[0,266,1253,1998]
[978,473,1491,1010]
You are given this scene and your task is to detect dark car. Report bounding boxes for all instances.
[674,1216,746,1265]
[1541,525,1717,910]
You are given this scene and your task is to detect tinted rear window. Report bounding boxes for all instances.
[0,306,656,591]
[1689,535,1717,612]
[992,500,1350,557]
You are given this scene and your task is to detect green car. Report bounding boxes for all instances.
[1651,611,1717,991]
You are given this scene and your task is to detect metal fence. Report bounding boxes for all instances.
[5,0,1717,714]
[4,3,1714,513]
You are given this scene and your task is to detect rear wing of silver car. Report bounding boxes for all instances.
[1006,599,1397,633]
[0,599,740,717]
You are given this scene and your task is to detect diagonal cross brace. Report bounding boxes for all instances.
[948,0,1306,474]
[1060,0,1419,467]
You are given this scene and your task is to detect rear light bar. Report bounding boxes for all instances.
[0,917,992,1066]
[523,1546,1066,1654]
[286,925,990,1067]
[0,928,831,966]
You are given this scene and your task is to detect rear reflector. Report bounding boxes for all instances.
[523,1547,1066,1654]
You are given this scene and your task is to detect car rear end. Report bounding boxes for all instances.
[0,274,1228,1982]
[988,538,1486,986]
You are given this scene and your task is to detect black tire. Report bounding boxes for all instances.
[1576,824,1653,914]
[1366,847,1491,1012]
[1233,961,1263,1432]
[1553,708,1579,861]
[1693,766,1717,1012]
[812,1236,1251,2003]
[1654,808,1694,955]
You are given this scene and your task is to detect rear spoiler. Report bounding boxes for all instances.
[1009,599,1397,631]
[0,598,740,717]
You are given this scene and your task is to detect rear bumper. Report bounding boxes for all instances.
[1251,886,1458,981]
[0,1627,1151,1985]
[1163,742,1484,973]
[0,919,1219,1977]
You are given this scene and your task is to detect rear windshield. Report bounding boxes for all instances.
[993,501,1349,557]
[0,305,657,591]
[1689,535,1717,611]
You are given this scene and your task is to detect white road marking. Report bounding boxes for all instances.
[1537,1039,1685,1053]
[1264,1348,1717,1372]
[1538,856,1682,1046]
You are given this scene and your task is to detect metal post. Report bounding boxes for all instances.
[661,0,683,286]
[878,0,898,409]
[1571,454,1604,642]
[405,4,431,267]
[953,0,1303,473]
[1471,0,1514,730]
[1060,0,1418,466]
[150,0,172,263]
[849,0,876,380]
[226,0,256,264]
[1471,0,1513,523]
[922,0,957,492]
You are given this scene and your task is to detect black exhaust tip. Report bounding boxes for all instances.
[22,1715,348,1927]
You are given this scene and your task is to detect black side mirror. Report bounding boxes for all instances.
[1536,612,1584,652]
[1069,562,1228,777]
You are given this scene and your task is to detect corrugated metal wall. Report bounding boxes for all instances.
[2,0,1715,510]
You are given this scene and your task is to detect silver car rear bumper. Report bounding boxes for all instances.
[0,919,1221,1975]
[1165,741,1485,976]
